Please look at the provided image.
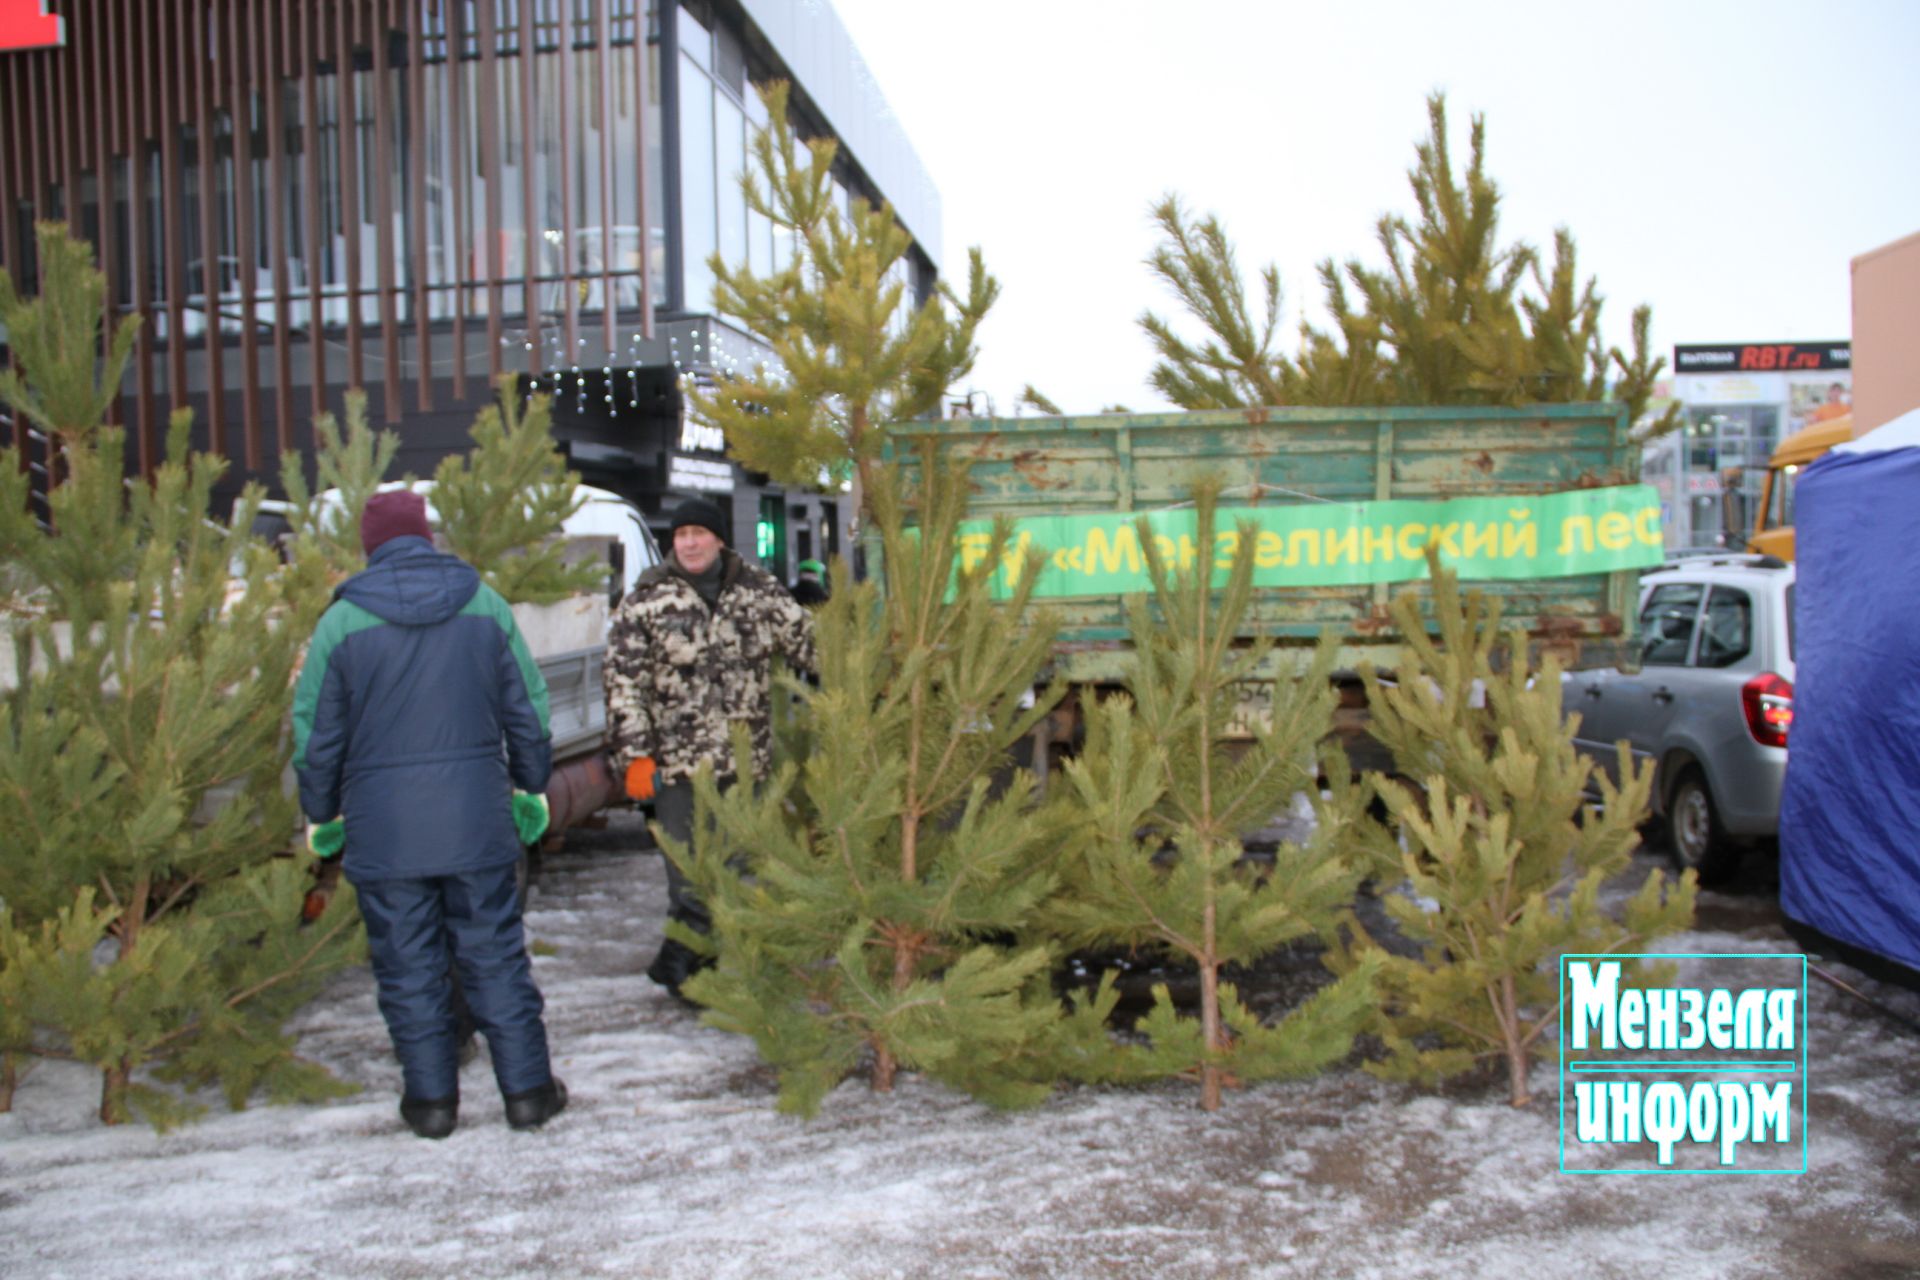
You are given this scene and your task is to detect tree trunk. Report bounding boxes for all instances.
[1199,957,1223,1112]
[1500,976,1531,1107]
[1505,1041,1531,1108]
[872,1044,896,1093]
[99,1059,130,1125]
[0,1050,16,1113]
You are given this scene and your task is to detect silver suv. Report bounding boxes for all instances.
[1570,554,1796,882]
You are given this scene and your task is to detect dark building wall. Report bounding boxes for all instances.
[2,0,660,495]
[3,1,897,571]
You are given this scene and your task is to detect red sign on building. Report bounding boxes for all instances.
[0,0,65,53]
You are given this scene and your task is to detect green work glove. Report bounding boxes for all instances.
[512,790,551,846]
[307,817,345,860]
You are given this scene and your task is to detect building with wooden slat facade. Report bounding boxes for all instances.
[0,0,941,575]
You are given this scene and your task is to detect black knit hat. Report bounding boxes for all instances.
[668,496,729,544]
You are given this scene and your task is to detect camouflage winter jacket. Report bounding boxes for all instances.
[605,548,816,785]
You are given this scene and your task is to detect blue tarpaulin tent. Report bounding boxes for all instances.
[1778,408,1920,979]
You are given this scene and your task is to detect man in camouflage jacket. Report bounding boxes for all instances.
[604,496,815,996]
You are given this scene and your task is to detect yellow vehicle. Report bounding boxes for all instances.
[1751,414,1853,560]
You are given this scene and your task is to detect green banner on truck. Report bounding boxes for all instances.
[957,484,1664,600]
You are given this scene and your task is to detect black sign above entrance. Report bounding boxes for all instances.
[1673,343,1851,374]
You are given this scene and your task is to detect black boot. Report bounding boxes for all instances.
[503,1078,568,1130]
[400,1095,459,1140]
[645,936,714,1002]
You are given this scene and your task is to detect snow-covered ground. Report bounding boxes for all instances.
[3,813,1917,1280]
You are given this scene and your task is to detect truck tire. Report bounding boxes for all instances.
[1668,768,1739,886]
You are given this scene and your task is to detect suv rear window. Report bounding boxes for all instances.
[1640,583,1705,666]
[1696,587,1752,668]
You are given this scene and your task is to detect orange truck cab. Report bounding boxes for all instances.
[1752,414,1853,560]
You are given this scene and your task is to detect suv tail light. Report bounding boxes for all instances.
[1741,672,1794,747]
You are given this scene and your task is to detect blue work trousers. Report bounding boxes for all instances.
[355,861,552,1102]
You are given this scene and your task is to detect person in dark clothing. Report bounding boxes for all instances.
[789,558,829,607]
[292,490,568,1139]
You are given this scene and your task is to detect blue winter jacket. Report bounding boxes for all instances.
[292,537,552,882]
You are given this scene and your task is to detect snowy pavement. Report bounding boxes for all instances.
[3,812,1918,1280]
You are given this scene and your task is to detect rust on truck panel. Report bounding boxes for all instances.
[1244,407,1273,425]
[1354,604,1399,635]
[1010,452,1071,490]
[1468,450,1496,474]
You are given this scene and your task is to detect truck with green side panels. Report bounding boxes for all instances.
[883,403,1662,773]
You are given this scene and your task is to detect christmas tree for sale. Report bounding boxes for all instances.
[672,454,1078,1117]
[0,224,363,1128]
[1337,553,1696,1106]
[685,80,997,514]
[280,377,597,605]
[1047,482,1380,1111]
[277,388,399,581]
[430,379,604,605]
[1140,93,1678,440]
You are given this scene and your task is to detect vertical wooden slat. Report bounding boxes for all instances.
[595,0,615,358]
[447,0,468,399]
[4,64,23,223]
[556,0,577,362]
[477,0,503,379]
[371,0,401,421]
[162,12,189,414]
[50,27,72,228]
[0,64,19,296]
[126,0,157,473]
[633,0,652,339]
[233,0,263,469]
[336,1,365,394]
[25,49,46,218]
[93,0,120,428]
[0,53,17,457]
[194,0,226,457]
[408,0,432,412]
[301,0,327,425]
[266,0,294,455]
[518,0,540,379]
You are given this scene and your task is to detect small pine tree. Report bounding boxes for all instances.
[278,389,400,581]
[431,379,603,605]
[0,224,364,1127]
[1141,94,1681,439]
[672,455,1071,1116]
[1336,553,1696,1106]
[686,80,998,513]
[280,377,598,605]
[1048,482,1380,1111]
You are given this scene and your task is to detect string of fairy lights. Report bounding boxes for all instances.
[515,326,785,417]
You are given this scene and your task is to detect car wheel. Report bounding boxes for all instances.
[1668,769,1739,885]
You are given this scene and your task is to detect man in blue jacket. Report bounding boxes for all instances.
[293,490,567,1139]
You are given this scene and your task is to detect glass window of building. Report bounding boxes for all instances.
[678,39,718,312]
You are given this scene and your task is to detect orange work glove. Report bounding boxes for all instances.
[624,756,657,802]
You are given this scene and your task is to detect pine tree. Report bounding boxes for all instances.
[0,224,364,1127]
[685,80,998,513]
[671,454,1073,1116]
[1047,482,1380,1110]
[277,389,399,580]
[1335,553,1695,1106]
[1142,94,1681,438]
[430,379,603,605]
[279,377,598,605]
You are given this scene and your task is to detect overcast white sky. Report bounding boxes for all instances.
[828,0,1920,416]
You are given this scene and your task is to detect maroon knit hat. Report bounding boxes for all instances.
[361,489,433,555]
